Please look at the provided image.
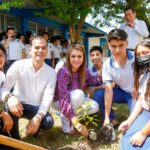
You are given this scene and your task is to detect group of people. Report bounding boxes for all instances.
[0,26,69,71]
[0,6,149,150]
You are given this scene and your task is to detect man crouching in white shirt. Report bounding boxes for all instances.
[1,36,57,139]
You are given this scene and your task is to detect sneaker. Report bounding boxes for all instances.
[56,112,74,134]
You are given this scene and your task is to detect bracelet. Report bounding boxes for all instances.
[35,113,44,122]
[34,115,42,122]
[4,93,14,103]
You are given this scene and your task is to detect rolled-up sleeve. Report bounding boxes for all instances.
[102,61,113,84]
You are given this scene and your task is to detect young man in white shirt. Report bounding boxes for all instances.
[120,7,149,51]
[93,29,135,127]
[50,36,62,68]
[2,26,25,70]
[1,37,57,139]
[42,32,52,66]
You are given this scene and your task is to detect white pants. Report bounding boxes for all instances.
[52,89,99,115]
[52,89,99,133]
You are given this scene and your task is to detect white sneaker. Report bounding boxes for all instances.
[56,112,74,134]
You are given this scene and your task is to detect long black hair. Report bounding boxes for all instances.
[134,39,150,92]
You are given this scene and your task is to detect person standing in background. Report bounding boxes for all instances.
[2,26,25,70]
[24,31,34,59]
[50,36,62,68]
[120,6,149,51]
[42,32,52,66]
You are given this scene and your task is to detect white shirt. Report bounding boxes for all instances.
[24,44,31,58]
[46,43,52,59]
[102,51,134,93]
[0,71,5,101]
[50,44,62,58]
[120,19,149,49]
[2,39,25,60]
[0,71,5,87]
[139,71,150,110]
[1,59,57,115]
[55,58,66,73]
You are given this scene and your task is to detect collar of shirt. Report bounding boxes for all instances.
[109,50,134,68]
[125,18,138,27]
[28,58,46,74]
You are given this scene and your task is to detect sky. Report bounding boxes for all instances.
[85,14,120,33]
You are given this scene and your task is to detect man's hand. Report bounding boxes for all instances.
[130,131,147,146]
[26,116,41,135]
[127,22,135,28]
[7,96,23,117]
[1,111,14,132]
[103,118,110,127]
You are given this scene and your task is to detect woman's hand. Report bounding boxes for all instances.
[1,111,14,132]
[75,123,88,137]
[118,119,131,132]
[71,116,88,136]
[130,131,147,146]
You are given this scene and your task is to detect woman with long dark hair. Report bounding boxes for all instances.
[119,39,150,149]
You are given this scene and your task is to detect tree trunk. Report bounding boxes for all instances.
[75,16,86,43]
[69,24,76,43]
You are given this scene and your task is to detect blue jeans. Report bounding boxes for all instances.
[4,103,54,139]
[93,87,135,122]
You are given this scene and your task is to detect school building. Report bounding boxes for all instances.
[0,7,109,66]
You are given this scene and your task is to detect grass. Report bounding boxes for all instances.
[19,103,130,150]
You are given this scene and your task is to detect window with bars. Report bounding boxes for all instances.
[0,14,21,32]
[28,22,37,36]
[28,21,64,39]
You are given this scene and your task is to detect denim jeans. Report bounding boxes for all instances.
[93,87,135,122]
[4,103,54,139]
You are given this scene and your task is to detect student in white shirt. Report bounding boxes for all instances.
[120,7,149,51]
[2,26,25,69]
[1,37,57,139]
[50,36,62,68]
[93,29,135,128]
[42,32,52,66]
